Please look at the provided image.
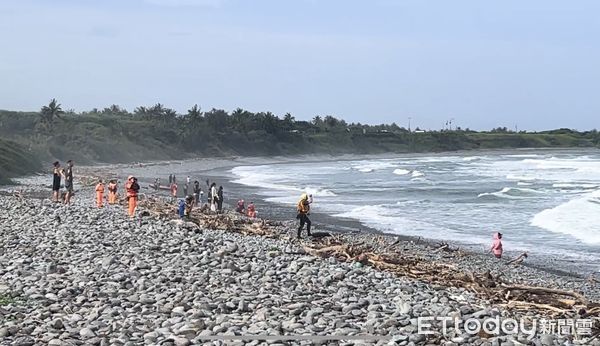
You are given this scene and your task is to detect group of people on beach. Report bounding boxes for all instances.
[50,161,504,257]
[235,199,257,218]
[52,160,75,204]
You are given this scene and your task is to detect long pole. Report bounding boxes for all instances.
[408,117,411,132]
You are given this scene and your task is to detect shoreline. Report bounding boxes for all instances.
[0,178,598,345]
[0,178,598,344]
[9,150,598,279]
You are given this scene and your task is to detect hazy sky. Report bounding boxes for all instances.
[1,0,599,130]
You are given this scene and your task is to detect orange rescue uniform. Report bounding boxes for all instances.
[107,182,117,204]
[125,177,140,217]
[95,183,105,208]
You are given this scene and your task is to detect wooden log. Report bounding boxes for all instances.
[501,301,569,314]
[501,284,590,305]
[507,252,528,266]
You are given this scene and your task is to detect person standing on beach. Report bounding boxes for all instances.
[184,195,194,218]
[490,232,503,259]
[210,183,218,211]
[171,182,178,199]
[183,183,189,197]
[63,160,74,204]
[193,181,201,205]
[296,193,312,239]
[186,175,191,185]
[95,179,105,208]
[125,176,140,217]
[217,186,224,212]
[169,174,172,184]
[107,180,118,204]
[52,161,62,202]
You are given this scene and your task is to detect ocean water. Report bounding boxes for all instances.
[229,149,600,274]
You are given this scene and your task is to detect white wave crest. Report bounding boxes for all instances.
[531,190,600,245]
[393,169,410,175]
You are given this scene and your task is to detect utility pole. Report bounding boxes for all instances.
[408,117,411,132]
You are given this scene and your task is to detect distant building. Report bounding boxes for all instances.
[414,130,426,133]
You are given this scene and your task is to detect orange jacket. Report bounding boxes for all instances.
[95,183,105,193]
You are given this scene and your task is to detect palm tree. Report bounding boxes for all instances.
[164,109,177,118]
[187,104,202,120]
[40,98,64,125]
[134,106,149,117]
[150,103,165,117]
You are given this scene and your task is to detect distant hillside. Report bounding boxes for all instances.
[0,138,41,184]
[1,101,599,182]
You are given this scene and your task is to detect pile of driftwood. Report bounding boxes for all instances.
[138,197,280,237]
[303,235,599,320]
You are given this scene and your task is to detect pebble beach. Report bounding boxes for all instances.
[0,174,598,346]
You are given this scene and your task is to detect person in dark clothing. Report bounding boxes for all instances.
[63,160,74,204]
[169,174,173,184]
[296,193,312,238]
[217,186,224,212]
[184,195,195,219]
[193,181,201,204]
[183,183,189,197]
[205,179,210,202]
[52,161,62,202]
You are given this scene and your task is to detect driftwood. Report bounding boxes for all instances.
[500,284,590,306]
[302,236,599,320]
[507,252,528,266]
[137,198,278,237]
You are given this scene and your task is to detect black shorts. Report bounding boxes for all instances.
[65,182,74,192]
[52,181,61,191]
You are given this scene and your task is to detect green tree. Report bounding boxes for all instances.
[186,104,202,121]
[134,106,149,117]
[40,98,65,126]
[101,104,128,116]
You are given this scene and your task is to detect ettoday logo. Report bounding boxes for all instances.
[417,317,594,339]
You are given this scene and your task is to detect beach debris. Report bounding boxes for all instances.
[432,241,460,253]
[303,235,599,319]
[507,252,529,266]
[137,198,279,237]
